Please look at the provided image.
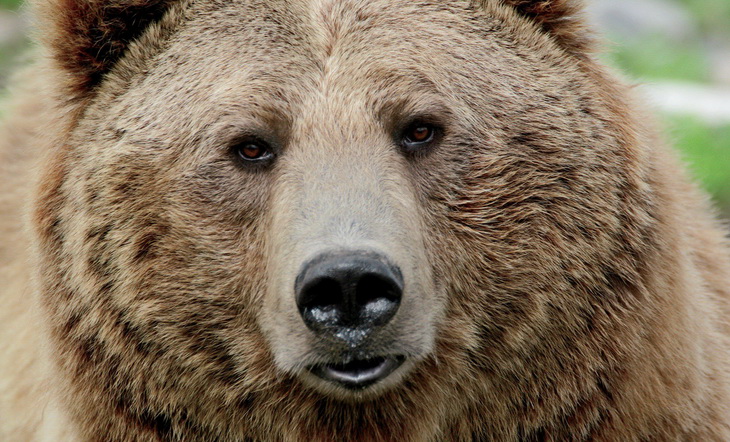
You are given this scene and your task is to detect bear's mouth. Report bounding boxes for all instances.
[309,356,405,389]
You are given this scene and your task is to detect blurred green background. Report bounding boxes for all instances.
[0,0,27,104]
[590,0,730,220]
[1,0,729,220]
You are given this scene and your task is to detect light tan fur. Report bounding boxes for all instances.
[2,0,730,440]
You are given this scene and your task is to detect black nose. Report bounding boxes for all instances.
[295,251,403,334]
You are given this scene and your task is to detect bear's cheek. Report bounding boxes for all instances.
[410,122,623,359]
[84,144,272,346]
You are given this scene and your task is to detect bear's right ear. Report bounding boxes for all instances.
[37,0,181,102]
[499,0,591,54]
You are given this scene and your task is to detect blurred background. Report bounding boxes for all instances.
[1,0,729,220]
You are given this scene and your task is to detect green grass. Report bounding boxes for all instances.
[0,0,28,89]
[663,116,730,215]
[0,0,23,9]
[0,37,28,91]
[676,0,730,36]
[604,33,711,83]
[599,0,730,218]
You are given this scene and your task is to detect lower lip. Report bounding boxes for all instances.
[310,356,406,390]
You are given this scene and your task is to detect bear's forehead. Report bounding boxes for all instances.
[161,0,498,91]
[100,0,567,145]
[113,0,496,129]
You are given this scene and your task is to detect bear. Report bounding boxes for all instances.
[1,0,730,440]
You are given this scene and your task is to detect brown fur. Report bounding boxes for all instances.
[2,0,730,440]
[37,0,180,103]
[501,0,591,54]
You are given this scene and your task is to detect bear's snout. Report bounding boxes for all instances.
[295,250,403,340]
[294,251,407,390]
[259,82,442,396]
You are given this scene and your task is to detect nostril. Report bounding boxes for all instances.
[356,273,402,305]
[300,277,341,310]
[298,277,344,330]
[356,273,402,326]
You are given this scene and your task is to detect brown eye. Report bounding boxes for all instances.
[401,122,439,152]
[233,138,275,165]
[241,143,265,159]
[409,126,433,143]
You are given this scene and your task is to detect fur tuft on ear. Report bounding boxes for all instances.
[501,0,591,54]
[38,0,180,101]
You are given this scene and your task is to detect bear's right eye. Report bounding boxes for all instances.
[232,137,275,166]
[404,125,435,145]
[398,120,441,155]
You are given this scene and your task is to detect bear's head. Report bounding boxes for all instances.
[34,0,653,438]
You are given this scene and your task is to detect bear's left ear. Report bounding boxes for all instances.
[500,0,591,54]
[37,0,181,102]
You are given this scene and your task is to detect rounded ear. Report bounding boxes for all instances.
[37,0,180,101]
[500,0,591,54]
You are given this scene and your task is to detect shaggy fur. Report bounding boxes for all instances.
[37,0,180,102]
[501,0,591,54]
[2,0,730,440]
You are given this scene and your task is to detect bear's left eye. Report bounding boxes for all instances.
[400,122,439,153]
[231,136,276,167]
[239,143,267,160]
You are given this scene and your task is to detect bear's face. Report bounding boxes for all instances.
[42,0,633,413]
